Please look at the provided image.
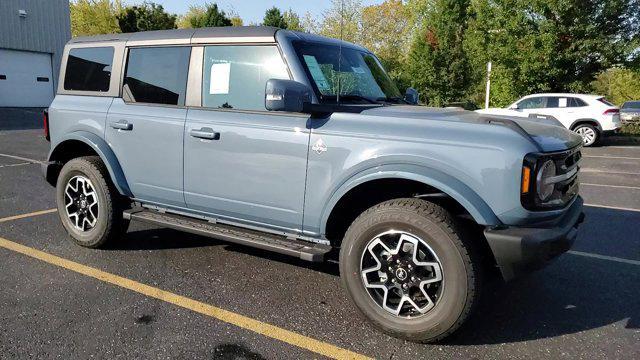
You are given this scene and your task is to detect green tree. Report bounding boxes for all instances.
[361,0,411,90]
[70,0,121,36]
[591,68,640,106]
[227,9,244,27]
[465,0,640,107]
[407,0,472,106]
[301,11,320,33]
[177,5,205,29]
[263,7,288,29]
[191,3,232,27]
[283,9,304,31]
[117,2,177,33]
[318,0,362,43]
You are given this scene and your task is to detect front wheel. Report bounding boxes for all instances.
[339,198,482,343]
[56,156,126,248]
[573,124,599,147]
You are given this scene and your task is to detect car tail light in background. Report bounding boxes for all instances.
[43,109,50,141]
[603,108,620,115]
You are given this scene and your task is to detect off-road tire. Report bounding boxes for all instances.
[56,156,126,248]
[339,198,482,343]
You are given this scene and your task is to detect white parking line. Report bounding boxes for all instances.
[583,155,640,160]
[585,203,640,212]
[0,153,43,164]
[600,145,640,149]
[568,251,640,266]
[580,169,640,176]
[581,183,640,190]
[0,162,37,169]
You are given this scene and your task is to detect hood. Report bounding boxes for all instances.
[359,105,582,152]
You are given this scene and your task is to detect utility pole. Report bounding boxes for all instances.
[485,61,492,109]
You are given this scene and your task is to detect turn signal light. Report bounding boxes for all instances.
[521,166,531,194]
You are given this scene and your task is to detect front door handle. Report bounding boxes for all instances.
[190,127,220,140]
[110,120,133,131]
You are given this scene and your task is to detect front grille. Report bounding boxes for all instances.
[563,150,581,169]
[549,147,581,206]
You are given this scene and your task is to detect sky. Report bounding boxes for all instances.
[147,0,383,25]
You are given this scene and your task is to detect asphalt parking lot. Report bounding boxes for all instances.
[1,122,639,358]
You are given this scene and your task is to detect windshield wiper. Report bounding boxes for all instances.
[322,94,382,105]
[376,96,409,104]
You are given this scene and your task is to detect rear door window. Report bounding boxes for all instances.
[545,97,560,108]
[64,47,114,92]
[201,45,290,111]
[123,47,191,106]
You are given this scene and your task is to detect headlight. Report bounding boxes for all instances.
[522,149,580,211]
[536,160,556,201]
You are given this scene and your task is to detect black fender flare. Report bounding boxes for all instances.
[45,131,132,197]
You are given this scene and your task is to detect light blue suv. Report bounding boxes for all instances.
[43,26,584,342]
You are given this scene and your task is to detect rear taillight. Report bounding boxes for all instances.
[603,108,619,115]
[43,109,50,141]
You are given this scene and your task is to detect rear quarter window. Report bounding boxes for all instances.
[596,97,615,106]
[64,47,114,92]
[568,97,588,107]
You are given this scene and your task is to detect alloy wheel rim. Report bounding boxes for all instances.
[360,230,444,318]
[64,175,99,232]
[575,127,596,146]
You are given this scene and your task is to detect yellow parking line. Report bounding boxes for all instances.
[0,209,57,223]
[0,236,370,360]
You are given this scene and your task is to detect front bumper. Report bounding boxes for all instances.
[484,196,585,281]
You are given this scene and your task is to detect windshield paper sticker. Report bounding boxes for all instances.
[209,63,231,95]
[303,55,330,92]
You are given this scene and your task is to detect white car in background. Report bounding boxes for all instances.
[476,93,621,146]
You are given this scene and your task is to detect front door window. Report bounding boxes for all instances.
[201,45,289,111]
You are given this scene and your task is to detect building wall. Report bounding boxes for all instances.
[0,0,71,89]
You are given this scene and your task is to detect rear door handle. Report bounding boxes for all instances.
[110,120,133,131]
[190,127,220,140]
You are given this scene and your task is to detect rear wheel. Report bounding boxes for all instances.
[573,124,599,147]
[339,198,481,343]
[56,156,126,248]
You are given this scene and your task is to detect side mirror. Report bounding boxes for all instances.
[404,87,419,105]
[265,79,312,113]
[509,104,520,110]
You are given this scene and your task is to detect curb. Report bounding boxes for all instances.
[602,135,640,146]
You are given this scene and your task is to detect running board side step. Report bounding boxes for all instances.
[123,209,331,262]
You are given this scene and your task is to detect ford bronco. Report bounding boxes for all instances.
[43,26,584,342]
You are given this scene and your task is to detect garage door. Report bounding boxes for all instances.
[0,49,54,107]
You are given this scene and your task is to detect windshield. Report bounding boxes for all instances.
[293,41,401,104]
